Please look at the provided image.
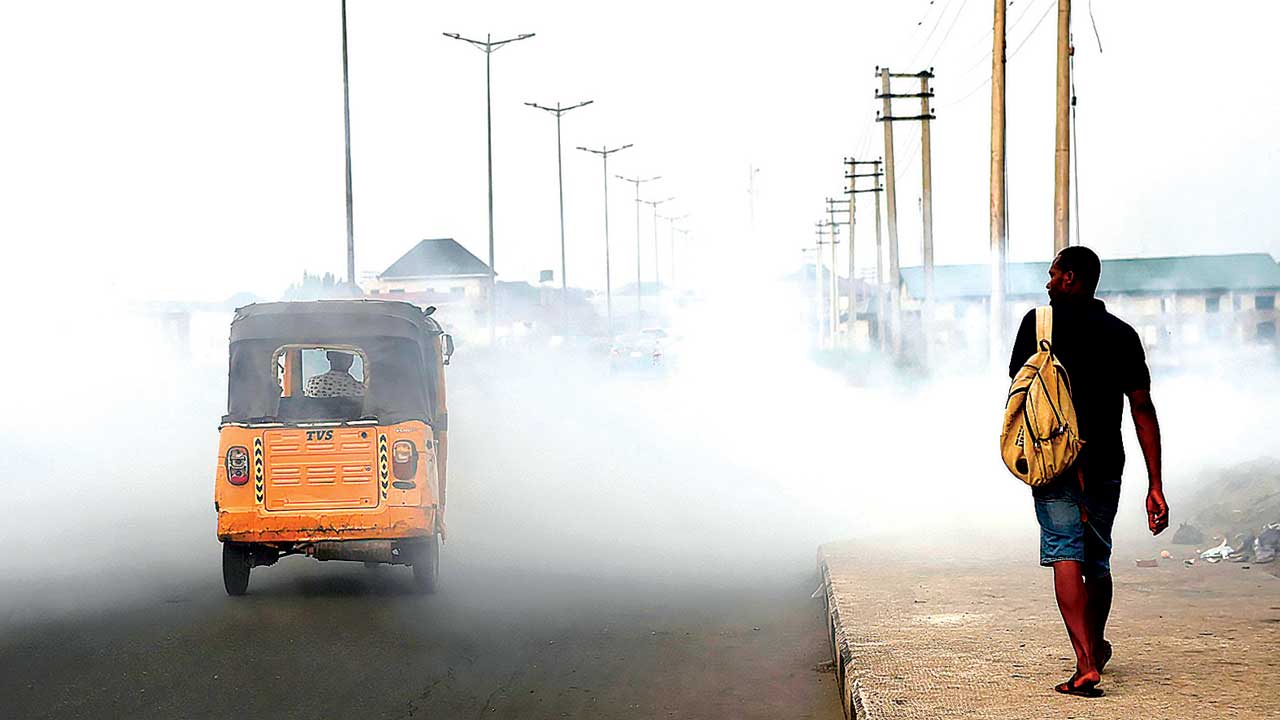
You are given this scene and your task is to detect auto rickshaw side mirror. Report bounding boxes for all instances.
[442,333,455,366]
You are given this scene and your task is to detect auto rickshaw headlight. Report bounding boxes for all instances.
[225,446,250,486]
[392,440,418,480]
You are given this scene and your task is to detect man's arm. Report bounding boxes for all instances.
[1128,388,1168,535]
[1008,310,1036,379]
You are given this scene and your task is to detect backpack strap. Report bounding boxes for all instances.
[1035,306,1053,351]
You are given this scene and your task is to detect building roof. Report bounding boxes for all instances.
[900,253,1280,300]
[379,238,492,279]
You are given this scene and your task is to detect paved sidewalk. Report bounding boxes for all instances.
[819,539,1280,719]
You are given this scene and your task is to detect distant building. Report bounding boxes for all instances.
[368,238,492,323]
[368,238,605,337]
[899,253,1280,360]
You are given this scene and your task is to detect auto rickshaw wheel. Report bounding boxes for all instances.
[410,534,439,594]
[222,542,251,596]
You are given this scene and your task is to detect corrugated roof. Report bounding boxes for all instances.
[379,238,491,279]
[900,253,1280,300]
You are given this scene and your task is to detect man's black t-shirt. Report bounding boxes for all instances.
[1008,298,1151,480]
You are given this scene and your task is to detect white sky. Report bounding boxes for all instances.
[2,0,1277,302]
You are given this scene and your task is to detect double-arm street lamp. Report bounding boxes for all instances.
[577,143,632,338]
[658,213,688,288]
[640,196,675,292]
[525,100,593,333]
[615,174,661,328]
[443,31,535,342]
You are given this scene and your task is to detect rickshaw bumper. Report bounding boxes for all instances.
[217,505,437,545]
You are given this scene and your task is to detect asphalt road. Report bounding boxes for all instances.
[0,555,839,719]
[0,348,844,719]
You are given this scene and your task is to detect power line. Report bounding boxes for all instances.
[910,0,959,67]
[1087,0,1104,53]
[951,0,1051,89]
[940,75,990,110]
[1009,0,1057,58]
[926,0,974,67]
[936,0,1058,111]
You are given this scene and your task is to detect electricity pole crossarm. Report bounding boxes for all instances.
[876,114,937,122]
[525,99,594,333]
[874,92,936,99]
[577,144,632,337]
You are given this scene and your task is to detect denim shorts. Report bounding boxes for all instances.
[1032,473,1122,579]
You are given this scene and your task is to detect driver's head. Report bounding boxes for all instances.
[326,351,355,372]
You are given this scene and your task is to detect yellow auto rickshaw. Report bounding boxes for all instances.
[214,300,453,595]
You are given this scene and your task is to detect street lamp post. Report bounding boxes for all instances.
[577,144,632,338]
[526,100,593,334]
[641,196,675,295]
[443,31,535,343]
[616,174,660,329]
[658,213,688,289]
[340,0,355,286]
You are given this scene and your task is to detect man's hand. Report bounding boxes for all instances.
[1129,388,1165,536]
[1146,488,1169,535]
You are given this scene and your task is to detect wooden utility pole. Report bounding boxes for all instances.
[1054,0,1072,254]
[826,200,850,344]
[919,71,936,364]
[846,179,858,341]
[990,0,1008,360]
[872,166,885,350]
[839,158,880,348]
[878,68,902,355]
[811,225,832,348]
[877,68,935,357]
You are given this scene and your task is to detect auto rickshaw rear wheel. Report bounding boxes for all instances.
[410,534,439,594]
[222,542,251,596]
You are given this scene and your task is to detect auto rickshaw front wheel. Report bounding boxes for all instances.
[222,542,251,596]
[410,534,439,594]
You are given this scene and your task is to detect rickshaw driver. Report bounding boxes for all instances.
[305,350,366,398]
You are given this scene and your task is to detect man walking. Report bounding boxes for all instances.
[1008,246,1169,697]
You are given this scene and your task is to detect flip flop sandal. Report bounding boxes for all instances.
[1055,677,1104,698]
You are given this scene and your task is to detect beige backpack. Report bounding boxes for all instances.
[1000,307,1085,487]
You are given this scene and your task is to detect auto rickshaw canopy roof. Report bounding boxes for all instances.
[229,299,442,344]
[224,300,443,426]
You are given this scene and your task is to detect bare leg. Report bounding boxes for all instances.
[1085,573,1113,671]
[1052,561,1099,686]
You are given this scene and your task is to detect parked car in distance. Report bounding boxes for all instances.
[609,328,678,374]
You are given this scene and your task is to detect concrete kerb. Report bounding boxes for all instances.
[818,546,875,720]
